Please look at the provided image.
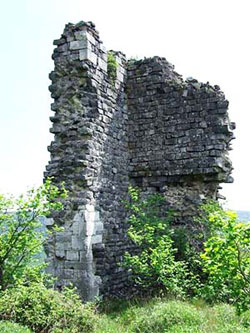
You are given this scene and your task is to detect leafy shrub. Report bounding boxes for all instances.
[0,321,32,333]
[122,186,189,296]
[200,203,250,314]
[0,178,66,290]
[132,300,203,333]
[96,297,250,333]
[0,282,96,333]
[170,225,205,294]
[240,309,250,328]
[122,187,250,315]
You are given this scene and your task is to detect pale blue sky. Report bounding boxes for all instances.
[0,0,249,210]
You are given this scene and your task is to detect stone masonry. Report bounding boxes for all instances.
[44,21,235,300]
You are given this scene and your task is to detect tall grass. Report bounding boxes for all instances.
[95,298,250,333]
[1,298,249,332]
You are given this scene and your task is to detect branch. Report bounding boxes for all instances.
[0,209,40,264]
[3,239,45,289]
[236,241,249,284]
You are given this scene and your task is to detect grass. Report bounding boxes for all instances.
[1,298,249,332]
[0,321,32,332]
[95,298,250,333]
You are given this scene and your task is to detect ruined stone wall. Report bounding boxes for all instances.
[45,22,130,299]
[127,57,234,223]
[45,21,234,300]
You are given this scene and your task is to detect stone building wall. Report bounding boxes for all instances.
[127,57,234,225]
[45,21,130,299]
[45,21,234,300]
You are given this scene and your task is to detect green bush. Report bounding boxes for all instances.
[132,300,202,333]
[200,203,250,314]
[96,298,250,333]
[240,309,250,328]
[0,282,96,333]
[0,321,32,333]
[122,187,250,315]
[122,186,189,296]
[0,178,67,290]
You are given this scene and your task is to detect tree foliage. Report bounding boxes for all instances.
[122,186,188,296]
[122,188,250,314]
[200,203,250,314]
[0,178,67,290]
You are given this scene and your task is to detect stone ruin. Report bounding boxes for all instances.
[44,21,235,300]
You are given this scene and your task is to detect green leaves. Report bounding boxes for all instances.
[107,51,118,87]
[0,178,67,290]
[122,187,188,296]
[200,203,250,314]
[0,282,96,333]
[123,191,250,314]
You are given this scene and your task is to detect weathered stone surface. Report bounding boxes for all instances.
[44,21,234,301]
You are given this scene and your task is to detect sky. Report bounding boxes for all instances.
[0,0,249,210]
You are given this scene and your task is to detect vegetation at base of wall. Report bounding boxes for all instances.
[0,321,32,333]
[107,51,118,87]
[122,186,191,297]
[0,180,97,333]
[0,298,250,333]
[1,297,248,333]
[199,202,250,314]
[0,182,249,332]
[95,298,250,333]
[122,187,250,314]
[0,281,97,333]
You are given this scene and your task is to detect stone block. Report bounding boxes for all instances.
[44,218,54,226]
[56,231,72,243]
[66,250,79,261]
[98,58,107,72]
[100,43,106,53]
[75,30,96,45]
[116,71,124,82]
[72,212,85,235]
[55,241,71,251]
[55,250,65,259]
[92,234,102,244]
[72,235,84,250]
[53,38,66,46]
[86,204,95,212]
[79,49,97,65]
[85,211,95,236]
[95,222,104,233]
[69,40,88,50]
